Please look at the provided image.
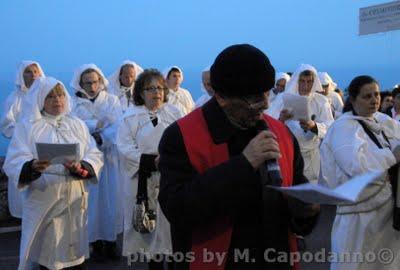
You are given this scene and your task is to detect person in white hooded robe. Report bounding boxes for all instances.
[195,66,214,108]
[268,72,290,105]
[3,77,103,270]
[108,60,144,112]
[269,64,333,183]
[164,66,194,115]
[319,75,400,270]
[117,69,182,270]
[70,64,123,261]
[318,72,344,119]
[0,61,45,219]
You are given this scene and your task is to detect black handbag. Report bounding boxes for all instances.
[133,154,157,234]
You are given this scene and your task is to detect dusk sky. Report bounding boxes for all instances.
[0,0,399,153]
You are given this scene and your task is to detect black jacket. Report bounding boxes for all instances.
[158,98,319,270]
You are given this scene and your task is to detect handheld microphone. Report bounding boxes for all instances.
[255,120,282,186]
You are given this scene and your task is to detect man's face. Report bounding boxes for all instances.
[167,71,182,90]
[81,71,101,97]
[23,64,41,88]
[298,74,314,96]
[275,79,286,92]
[393,94,400,111]
[381,95,393,111]
[119,66,136,88]
[202,71,214,96]
[218,92,269,128]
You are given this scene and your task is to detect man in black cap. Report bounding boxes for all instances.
[158,44,320,270]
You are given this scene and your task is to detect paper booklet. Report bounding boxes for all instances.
[268,171,384,205]
[36,142,79,164]
[282,93,311,121]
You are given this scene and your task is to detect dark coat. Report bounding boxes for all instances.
[158,98,319,270]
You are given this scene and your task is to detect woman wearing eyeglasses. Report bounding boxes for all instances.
[117,69,183,270]
[320,76,400,270]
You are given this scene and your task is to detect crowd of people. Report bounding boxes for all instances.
[1,44,400,270]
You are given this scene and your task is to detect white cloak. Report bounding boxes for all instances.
[285,93,333,182]
[108,60,144,112]
[167,87,194,116]
[3,115,103,270]
[0,61,45,218]
[72,90,123,242]
[319,111,400,270]
[267,64,334,183]
[117,103,182,258]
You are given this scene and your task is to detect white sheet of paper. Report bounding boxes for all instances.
[268,171,384,205]
[36,143,79,164]
[282,93,310,121]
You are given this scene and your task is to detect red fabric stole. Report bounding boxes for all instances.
[177,108,298,270]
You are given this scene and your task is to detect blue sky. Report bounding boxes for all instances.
[0,0,399,153]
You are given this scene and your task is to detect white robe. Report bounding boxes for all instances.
[0,88,26,218]
[72,90,124,242]
[1,61,45,218]
[167,87,194,116]
[195,94,211,108]
[108,60,143,112]
[117,103,182,258]
[319,111,400,270]
[3,115,103,270]
[283,93,333,183]
[327,91,344,118]
[108,85,134,112]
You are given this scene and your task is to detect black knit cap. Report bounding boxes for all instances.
[210,44,275,98]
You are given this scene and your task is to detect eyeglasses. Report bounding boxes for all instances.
[143,86,167,93]
[241,96,268,110]
[81,80,100,87]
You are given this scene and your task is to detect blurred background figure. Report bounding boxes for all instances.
[108,60,143,113]
[268,72,290,105]
[318,72,344,119]
[164,66,194,115]
[0,61,45,219]
[380,90,393,113]
[195,66,214,108]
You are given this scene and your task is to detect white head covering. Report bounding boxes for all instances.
[108,60,144,88]
[275,72,291,84]
[163,66,184,81]
[70,63,109,95]
[318,72,337,93]
[201,65,211,93]
[285,64,323,95]
[24,77,72,122]
[15,61,45,92]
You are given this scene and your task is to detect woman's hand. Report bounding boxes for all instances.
[64,161,82,174]
[32,159,50,173]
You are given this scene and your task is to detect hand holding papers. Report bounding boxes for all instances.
[268,171,384,205]
[35,143,79,176]
[36,143,79,164]
[282,93,311,121]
